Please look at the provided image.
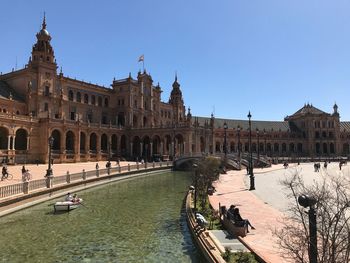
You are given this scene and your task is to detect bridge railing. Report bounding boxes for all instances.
[0,161,171,201]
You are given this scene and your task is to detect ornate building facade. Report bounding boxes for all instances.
[0,17,349,165]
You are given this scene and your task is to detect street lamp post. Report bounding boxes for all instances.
[237,126,241,170]
[46,136,54,177]
[248,111,255,190]
[223,122,228,168]
[257,128,260,163]
[298,194,318,263]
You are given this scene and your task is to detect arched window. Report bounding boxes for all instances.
[98,96,102,107]
[76,92,81,103]
[91,95,96,105]
[68,90,74,101]
[84,94,89,104]
[104,98,109,107]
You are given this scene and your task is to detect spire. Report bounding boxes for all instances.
[175,71,177,82]
[42,12,47,30]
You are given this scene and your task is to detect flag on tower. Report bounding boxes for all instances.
[138,55,144,62]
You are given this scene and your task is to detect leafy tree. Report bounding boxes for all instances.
[275,168,350,263]
[194,156,221,211]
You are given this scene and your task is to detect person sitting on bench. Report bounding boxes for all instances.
[233,208,255,233]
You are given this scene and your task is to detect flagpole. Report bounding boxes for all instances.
[142,59,145,72]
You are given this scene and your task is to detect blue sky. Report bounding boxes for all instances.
[1,0,350,121]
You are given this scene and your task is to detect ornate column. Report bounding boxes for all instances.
[12,136,16,150]
[7,135,11,150]
[160,141,163,155]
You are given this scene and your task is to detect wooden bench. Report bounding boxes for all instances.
[222,215,247,237]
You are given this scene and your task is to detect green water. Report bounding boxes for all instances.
[0,171,203,263]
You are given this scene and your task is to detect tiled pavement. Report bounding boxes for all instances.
[209,165,291,263]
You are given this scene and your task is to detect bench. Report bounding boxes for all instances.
[222,215,247,237]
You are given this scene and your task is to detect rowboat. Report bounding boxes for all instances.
[54,198,83,212]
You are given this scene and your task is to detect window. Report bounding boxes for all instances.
[104,98,109,107]
[84,94,89,104]
[98,96,102,107]
[134,100,138,108]
[102,115,107,124]
[68,90,74,101]
[45,86,50,96]
[70,112,75,120]
[76,92,81,102]
[91,95,96,105]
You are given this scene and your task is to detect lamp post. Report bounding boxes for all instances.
[298,194,318,263]
[263,129,266,155]
[223,122,228,168]
[248,111,255,190]
[46,136,54,177]
[237,126,241,170]
[257,128,260,163]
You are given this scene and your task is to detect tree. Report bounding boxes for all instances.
[275,167,350,263]
[194,156,221,210]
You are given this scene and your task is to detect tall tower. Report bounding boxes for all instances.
[29,14,56,68]
[169,74,185,124]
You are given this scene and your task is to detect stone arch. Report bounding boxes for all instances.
[315,143,320,154]
[120,135,127,156]
[297,143,303,153]
[164,135,172,155]
[142,136,151,161]
[143,116,148,127]
[266,143,272,153]
[343,143,349,154]
[215,141,220,153]
[118,113,125,127]
[101,134,108,152]
[80,132,86,152]
[323,143,328,154]
[0,127,9,149]
[289,143,295,153]
[330,143,335,154]
[259,143,264,153]
[132,136,141,158]
[152,135,161,155]
[230,141,235,153]
[282,143,287,153]
[65,131,75,153]
[15,128,27,150]
[274,143,279,153]
[111,134,117,151]
[252,143,257,153]
[174,134,184,156]
[51,129,61,151]
[90,133,97,151]
[244,142,249,152]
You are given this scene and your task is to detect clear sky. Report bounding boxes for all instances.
[1,0,350,121]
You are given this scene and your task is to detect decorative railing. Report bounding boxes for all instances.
[0,161,172,200]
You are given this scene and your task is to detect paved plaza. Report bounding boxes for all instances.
[209,162,350,263]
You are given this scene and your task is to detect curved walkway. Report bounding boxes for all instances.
[209,164,290,263]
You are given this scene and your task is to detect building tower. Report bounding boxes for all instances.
[169,74,185,124]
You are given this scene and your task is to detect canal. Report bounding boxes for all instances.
[0,171,204,262]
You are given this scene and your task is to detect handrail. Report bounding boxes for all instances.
[0,161,171,200]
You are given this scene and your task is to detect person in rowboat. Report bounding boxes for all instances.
[72,194,80,203]
[65,193,73,202]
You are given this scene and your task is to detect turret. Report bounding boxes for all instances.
[29,14,56,68]
[169,73,185,123]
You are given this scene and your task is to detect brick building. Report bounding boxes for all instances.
[0,17,349,165]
